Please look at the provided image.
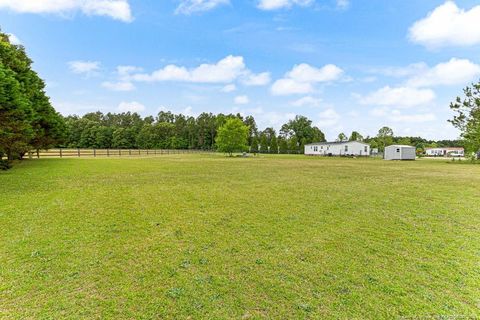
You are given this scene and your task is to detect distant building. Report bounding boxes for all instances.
[384,145,416,160]
[305,141,370,156]
[425,147,464,157]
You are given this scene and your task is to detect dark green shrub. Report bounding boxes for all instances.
[0,160,12,171]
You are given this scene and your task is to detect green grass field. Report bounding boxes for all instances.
[1,155,479,319]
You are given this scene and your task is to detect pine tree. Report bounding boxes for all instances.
[250,135,259,153]
[259,134,269,153]
[288,136,299,154]
[0,31,65,160]
[278,138,288,154]
[0,63,33,159]
[269,135,278,154]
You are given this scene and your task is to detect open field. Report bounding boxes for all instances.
[1,155,479,319]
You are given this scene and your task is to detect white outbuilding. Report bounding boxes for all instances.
[384,145,416,160]
[305,141,370,157]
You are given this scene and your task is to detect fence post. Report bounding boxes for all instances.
[139,149,141,156]
[94,149,96,157]
[37,149,40,159]
[77,148,80,157]
[60,149,63,158]
[147,149,149,155]
[29,151,32,159]
[107,149,109,157]
[129,149,131,156]
[119,149,121,156]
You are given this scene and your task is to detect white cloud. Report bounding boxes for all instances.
[409,1,480,48]
[221,84,236,92]
[68,60,101,75]
[52,100,99,115]
[257,0,313,10]
[359,86,436,108]
[389,110,437,123]
[132,55,247,84]
[102,81,135,91]
[291,96,322,107]
[367,58,480,88]
[234,95,249,105]
[6,33,21,45]
[285,63,344,83]
[371,108,436,123]
[336,0,349,10]
[130,56,270,87]
[117,65,142,79]
[182,106,196,117]
[241,72,271,86]
[0,0,133,22]
[406,58,480,87]
[175,0,229,15]
[369,62,428,78]
[117,101,145,113]
[271,78,313,95]
[317,108,340,127]
[271,63,343,95]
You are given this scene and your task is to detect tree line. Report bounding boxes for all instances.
[62,111,463,154]
[62,111,327,154]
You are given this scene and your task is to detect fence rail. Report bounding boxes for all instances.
[27,148,211,159]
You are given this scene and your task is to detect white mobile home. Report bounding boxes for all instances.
[305,141,370,156]
[425,147,464,157]
[384,145,416,160]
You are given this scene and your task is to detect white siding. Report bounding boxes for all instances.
[425,148,464,157]
[305,141,370,156]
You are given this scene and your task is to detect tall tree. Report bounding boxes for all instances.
[288,136,299,154]
[0,31,65,159]
[349,131,364,142]
[250,135,259,153]
[449,81,480,153]
[269,135,278,154]
[280,115,325,146]
[215,118,249,156]
[377,126,394,152]
[244,115,258,146]
[0,63,33,159]
[278,137,288,154]
[259,133,269,153]
[337,133,348,142]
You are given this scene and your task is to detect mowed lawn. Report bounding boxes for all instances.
[1,155,479,319]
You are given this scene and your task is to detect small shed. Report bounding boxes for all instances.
[384,145,416,160]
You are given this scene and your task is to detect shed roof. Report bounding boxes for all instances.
[386,145,416,149]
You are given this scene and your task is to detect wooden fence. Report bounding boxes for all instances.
[27,148,211,159]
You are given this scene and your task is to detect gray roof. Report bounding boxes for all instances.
[386,145,416,148]
[305,141,369,146]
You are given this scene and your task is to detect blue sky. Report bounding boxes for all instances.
[2,0,480,140]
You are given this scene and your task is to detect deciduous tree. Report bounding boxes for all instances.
[449,81,480,153]
[377,126,394,152]
[215,118,249,156]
